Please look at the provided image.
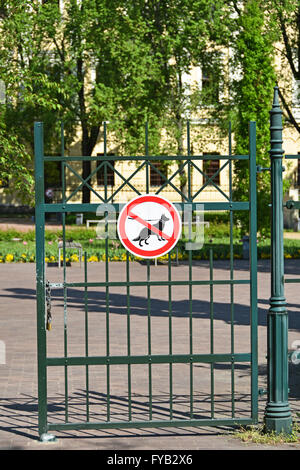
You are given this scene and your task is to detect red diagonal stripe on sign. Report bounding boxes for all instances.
[128,210,172,241]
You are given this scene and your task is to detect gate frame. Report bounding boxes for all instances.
[34,120,258,442]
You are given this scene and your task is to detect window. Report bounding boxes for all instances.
[201,67,219,104]
[297,154,300,186]
[203,154,220,185]
[96,154,115,186]
[150,161,168,187]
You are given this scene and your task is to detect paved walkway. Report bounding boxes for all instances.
[0,218,68,232]
[0,260,299,450]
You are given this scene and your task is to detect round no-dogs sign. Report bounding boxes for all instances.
[117,195,182,259]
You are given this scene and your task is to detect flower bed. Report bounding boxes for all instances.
[0,228,300,262]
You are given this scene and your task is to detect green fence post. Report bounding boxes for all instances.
[35,122,56,442]
[264,87,292,434]
[249,121,258,423]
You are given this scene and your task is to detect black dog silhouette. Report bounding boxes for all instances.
[132,214,169,246]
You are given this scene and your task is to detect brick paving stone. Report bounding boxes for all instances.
[0,260,299,450]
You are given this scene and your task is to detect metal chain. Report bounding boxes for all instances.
[45,280,52,331]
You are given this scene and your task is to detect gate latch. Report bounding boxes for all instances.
[45,280,52,331]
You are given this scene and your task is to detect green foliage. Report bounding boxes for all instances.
[0,0,297,212]
[0,227,98,242]
[0,121,34,204]
[229,0,277,235]
[264,0,300,135]
[0,0,231,203]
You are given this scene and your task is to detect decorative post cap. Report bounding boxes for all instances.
[270,86,282,114]
[269,86,283,159]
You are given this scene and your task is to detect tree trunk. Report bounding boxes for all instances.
[77,58,100,204]
[176,115,188,201]
[81,124,100,204]
[81,127,91,204]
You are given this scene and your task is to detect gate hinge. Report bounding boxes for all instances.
[256,165,270,173]
[258,388,267,396]
[288,350,300,364]
[285,200,295,209]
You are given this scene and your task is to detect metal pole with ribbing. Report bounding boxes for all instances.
[264,87,292,434]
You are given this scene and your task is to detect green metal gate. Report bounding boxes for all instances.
[35,120,258,441]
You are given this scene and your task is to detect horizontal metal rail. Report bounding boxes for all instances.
[47,417,254,432]
[49,279,250,289]
[42,202,250,212]
[43,154,250,162]
[46,352,251,367]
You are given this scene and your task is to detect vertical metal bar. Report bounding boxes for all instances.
[103,121,107,157]
[62,163,65,204]
[35,122,48,438]
[229,122,235,418]
[229,122,232,204]
[103,122,110,421]
[228,121,232,157]
[62,211,68,422]
[189,216,193,418]
[104,121,108,203]
[126,252,132,421]
[145,122,149,193]
[60,126,68,423]
[145,121,149,157]
[249,120,258,424]
[147,261,152,420]
[264,88,292,433]
[209,248,214,419]
[168,253,173,419]
[61,121,65,205]
[187,124,193,416]
[105,238,110,421]
[188,123,193,417]
[61,121,64,157]
[187,120,192,200]
[144,122,152,419]
[230,209,235,418]
[104,121,111,420]
[61,117,68,421]
[105,235,110,422]
[84,252,89,421]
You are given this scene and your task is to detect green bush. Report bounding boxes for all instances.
[1,225,300,262]
[0,229,23,241]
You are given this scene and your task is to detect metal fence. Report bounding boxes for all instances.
[34,116,259,441]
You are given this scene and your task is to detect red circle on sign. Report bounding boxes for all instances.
[117,195,181,259]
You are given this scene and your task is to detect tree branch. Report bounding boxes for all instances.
[88,125,100,155]
[277,8,299,79]
[231,0,241,17]
[53,37,64,63]
[278,86,300,134]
